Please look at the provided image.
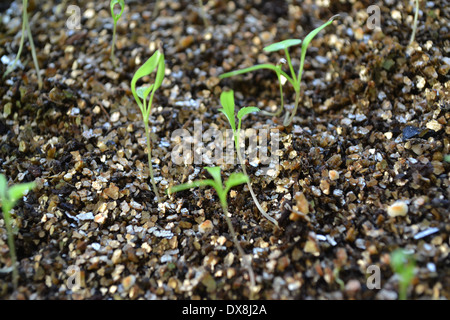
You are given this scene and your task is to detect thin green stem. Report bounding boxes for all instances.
[142,91,160,203]
[3,0,27,80]
[221,204,256,300]
[144,121,160,203]
[152,0,161,18]
[283,88,300,126]
[111,21,118,66]
[2,209,18,289]
[284,48,298,85]
[24,8,42,89]
[197,0,209,27]
[3,0,41,89]
[409,0,419,46]
[235,134,278,226]
[399,282,407,300]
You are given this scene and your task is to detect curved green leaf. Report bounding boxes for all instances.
[136,85,154,100]
[297,14,339,88]
[302,15,338,54]
[131,50,162,109]
[219,64,295,88]
[167,179,216,195]
[205,166,223,189]
[224,172,249,195]
[237,107,260,121]
[237,106,260,134]
[154,53,166,90]
[219,90,236,133]
[110,0,125,22]
[263,39,302,52]
[8,182,35,205]
[220,64,279,79]
[0,174,7,202]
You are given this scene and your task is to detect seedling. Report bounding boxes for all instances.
[0,174,35,289]
[110,0,125,66]
[390,249,416,300]
[131,46,165,203]
[409,0,419,46]
[219,15,339,126]
[3,0,42,89]
[219,90,278,226]
[168,166,257,299]
[197,0,209,27]
[152,0,161,18]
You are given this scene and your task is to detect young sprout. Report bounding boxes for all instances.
[167,166,257,299]
[220,15,339,126]
[409,0,419,46]
[197,0,209,27]
[110,0,125,66]
[219,90,278,226]
[3,0,42,89]
[0,174,35,289]
[131,46,165,203]
[152,0,161,18]
[390,249,416,300]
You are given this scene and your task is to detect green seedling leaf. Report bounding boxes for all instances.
[0,175,35,212]
[220,64,295,89]
[237,106,260,133]
[224,172,249,195]
[168,167,248,209]
[167,179,216,195]
[218,90,236,133]
[205,166,223,188]
[136,85,154,100]
[131,48,165,203]
[131,50,162,109]
[110,0,125,65]
[391,249,415,276]
[299,14,340,78]
[110,0,125,23]
[391,249,416,300]
[237,106,260,121]
[0,173,35,290]
[264,39,302,52]
[8,182,35,206]
[154,54,166,90]
[302,14,340,51]
[0,174,7,204]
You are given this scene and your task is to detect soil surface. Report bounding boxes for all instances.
[0,0,449,300]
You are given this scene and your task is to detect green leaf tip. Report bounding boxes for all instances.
[131,50,165,110]
[224,172,249,194]
[264,39,302,52]
[110,0,125,22]
[219,90,236,132]
[0,174,35,210]
[302,14,339,51]
[237,106,260,121]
